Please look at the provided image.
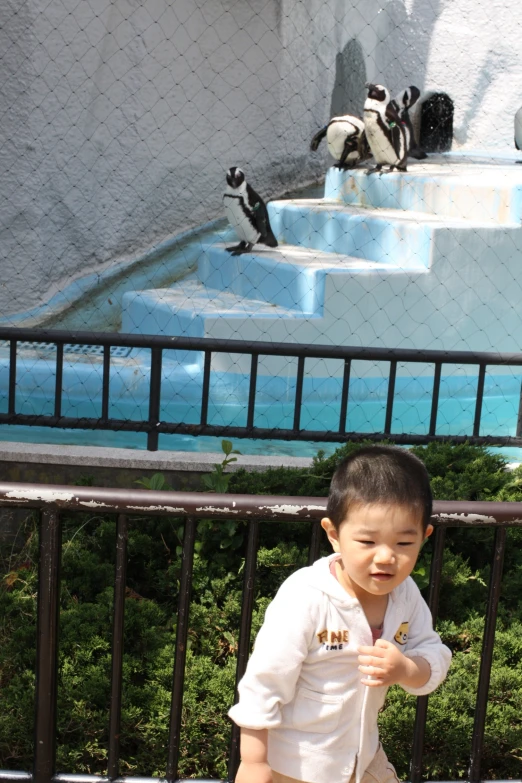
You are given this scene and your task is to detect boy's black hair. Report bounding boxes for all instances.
[326,445,432,530]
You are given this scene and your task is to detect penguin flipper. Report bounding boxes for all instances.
[310,126,328,151]
[338,136,359,167]
[516,136,520,151]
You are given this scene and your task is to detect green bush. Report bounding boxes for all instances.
[1,441,521,779]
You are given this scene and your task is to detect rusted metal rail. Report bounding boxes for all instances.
[0,483,520,783]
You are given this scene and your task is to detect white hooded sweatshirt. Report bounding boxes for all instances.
[228,555,451,783]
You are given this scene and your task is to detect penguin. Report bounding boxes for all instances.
[223,167,278,255]
[310,115,371,168]
[363,83,409,173]
[391,85,427,159]
[515,106,522,154]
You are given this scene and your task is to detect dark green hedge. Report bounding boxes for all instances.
[1,443,521,779]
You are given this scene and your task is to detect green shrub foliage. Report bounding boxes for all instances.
[1,442,521,779]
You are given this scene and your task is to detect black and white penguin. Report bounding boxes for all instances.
[515,106,522,153]
[310,115,371,168]
[391,86,427,159]
[363,83,409,173]
[223,167,278,255]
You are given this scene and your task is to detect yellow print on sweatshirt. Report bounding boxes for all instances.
[394,622,409,645]
[317,629,349,650]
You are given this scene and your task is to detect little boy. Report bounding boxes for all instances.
[229,445,451,783]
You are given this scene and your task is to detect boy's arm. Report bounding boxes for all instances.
[228,580,316,730]
[399,579,452,696]
[235,729,271,783]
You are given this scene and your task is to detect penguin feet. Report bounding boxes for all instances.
[231,242,254,256]
[365,165,383,175]
[226,241,247,253]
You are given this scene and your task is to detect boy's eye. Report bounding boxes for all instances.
[398,542,414,546]
[357,540,374,545]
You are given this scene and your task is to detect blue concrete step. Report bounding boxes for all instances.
[121,275,303,350]
[197,243,394,309]
[324,163,522,224]
[265,199,481,267]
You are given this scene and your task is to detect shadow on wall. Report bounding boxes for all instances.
[329,38,367,117]
[328,36,454,154]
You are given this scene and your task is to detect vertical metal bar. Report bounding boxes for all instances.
[8,339,17,415]
[101,345,111,423]
[468,526,507,783]
[338,359,351,435]
[54,344,64,419]
[293,356,305,432]
[473,364,486,437]
[308,521,323,566]
[429,363,442,437]
[147,346,163,451]
[166,516,197,782]
[228,519,260,782]
[384,360,397,434]
[247,354,258,430]
[517,377,522,437]
[200,350,212,427]
[410,526,447,783]
[108,514,128,780]
[34,510,62,783]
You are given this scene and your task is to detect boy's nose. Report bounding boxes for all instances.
[374,545,396,564]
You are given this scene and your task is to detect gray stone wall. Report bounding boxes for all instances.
[2,0,522,322]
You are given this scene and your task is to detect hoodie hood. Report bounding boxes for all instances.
[302,554,400,607]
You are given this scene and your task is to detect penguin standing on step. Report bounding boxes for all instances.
[363,83,409,173]
[310,115,371,168]
[391,86,427,159]
[223,167,278,255]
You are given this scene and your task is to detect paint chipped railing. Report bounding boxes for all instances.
[0,482,520,783]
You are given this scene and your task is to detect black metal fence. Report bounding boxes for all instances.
[2,326,522,451]
[0,482,520,783]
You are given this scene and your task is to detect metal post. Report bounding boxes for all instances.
[228,520,259,782]
[410,526,446,783]
[147,347,163,451]
[339,359,351,435]
[108,514,128,780]
[8,339,17,415]
[33,510,62,783]
[384,360,397,434]
[293,356,305,432]
[429,362,442,436]
[473,364,486,437]
[54,344,64,419]
[468,527,507,783]
[166,517,197,782]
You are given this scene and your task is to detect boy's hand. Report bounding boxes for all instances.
[236,761,272,783]
[358,639,428,687]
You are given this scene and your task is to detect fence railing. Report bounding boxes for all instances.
[0,482,521,783]
[2,326,522,451]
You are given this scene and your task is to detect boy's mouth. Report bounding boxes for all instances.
[370,572,394,580]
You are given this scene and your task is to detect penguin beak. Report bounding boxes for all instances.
[365,83,377,91]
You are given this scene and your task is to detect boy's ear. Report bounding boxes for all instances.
[424,523,434,539]
[321,517,340,552]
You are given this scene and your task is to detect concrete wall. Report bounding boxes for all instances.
[1,0,521,322]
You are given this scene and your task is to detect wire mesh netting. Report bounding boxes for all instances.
[2,0,522,453]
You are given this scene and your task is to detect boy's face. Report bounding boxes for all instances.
[321,503,433,599]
